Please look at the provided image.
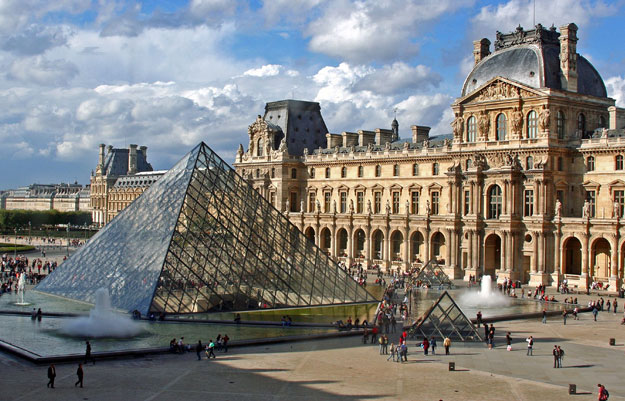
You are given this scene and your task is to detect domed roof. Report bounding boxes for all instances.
[462,25,606,98]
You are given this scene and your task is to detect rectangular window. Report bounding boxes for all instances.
[374,192,381,214]
[290,192,297,212]
[411,191,419,214]
[356,191,364,213]
[431,191,439,215]
[308,192,315,212]
[392,191,400,214]
[524,190,534,217]
[615,190,625,217]
[464,190,470,215]
[588,190,596,218]
[324,192,331,213]
[270,192,276,207]
[340,191,347,213]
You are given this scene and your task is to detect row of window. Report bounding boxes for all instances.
[586,155,625,171]
[310,163,438,179]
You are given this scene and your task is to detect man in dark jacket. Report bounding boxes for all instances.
[75,364,84,387]
[47,364,56,388]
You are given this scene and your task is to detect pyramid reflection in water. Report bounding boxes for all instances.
[37,142,375,314]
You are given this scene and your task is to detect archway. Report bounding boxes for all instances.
[336,228,348,257]
[562,237,581,275]
[372,230,384,260]
[320,227,331,254]
[353,229,365,259]
[410,231,424,263]
[484,234,501,277]
[304,227,315,243]
[591,238,611,278]
[430,232,446,263]
[391,230,404,262]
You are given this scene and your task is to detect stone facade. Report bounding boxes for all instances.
[0,183,91,213]
[233,24,625,292]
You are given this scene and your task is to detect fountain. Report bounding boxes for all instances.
[459,275,510,307]
[14,273,31,306]
[61,288,143,338]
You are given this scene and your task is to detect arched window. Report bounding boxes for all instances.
[393,164,400,176]
[496,113,507,140]
[310,168,315,178]
[412,163,419,176]
[526,156,534,170]
[432,163,439,175]
[616,155,624,171]
[257,138,263,156]
[586,156,595,171]
[578,113,586,138]
[488,185,502,219]
[466,116,477,142]
[526,110,537,139]
[325,167,330,178]
[358,166,363,177]
[557,111,565,139]
[291,168,297,179]
[341,166,347,178]
[557,157,563,171]
[375,165,381,177]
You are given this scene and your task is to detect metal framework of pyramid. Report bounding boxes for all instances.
[413,260,453,288]
[408,291,482,342]
[36,142,376,314]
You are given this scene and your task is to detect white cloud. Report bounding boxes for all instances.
[353,62,441,95]
[606,76,625,107]
[260,0,325,27]
[243,64,283,77]
[7,56,78,86]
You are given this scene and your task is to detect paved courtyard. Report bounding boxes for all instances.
[0,305,623,401]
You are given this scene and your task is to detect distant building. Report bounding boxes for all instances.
[90,143,164,226]
[0,183,91,213]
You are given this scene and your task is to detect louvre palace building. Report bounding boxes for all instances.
[232,23,625,292]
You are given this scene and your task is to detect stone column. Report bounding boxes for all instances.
[469,182,475,214]
[503,181,508,215]
[365,226,371,267]
[384,227,390,271]
[424,229,430,262]
[609,233,620,292]
[581,233,589,276]
[467,230,473,270]
[531,232,538,274]
[537,232,544,273]
[347,225,353,267]
[535,180,542,215]
[553,227,562,286]
[445,228,452,268]
[501,231,507,272]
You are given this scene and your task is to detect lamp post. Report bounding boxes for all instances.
[13,228,17,260]
[66,224,70,257]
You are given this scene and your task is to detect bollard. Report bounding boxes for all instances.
[568,384,576,394]
[610,338,616,346]
[449,362,455,371]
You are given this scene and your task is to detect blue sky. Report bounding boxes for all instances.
[1,0,625,190]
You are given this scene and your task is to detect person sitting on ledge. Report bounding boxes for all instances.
[234,313,241,324]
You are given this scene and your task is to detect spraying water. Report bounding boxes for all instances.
[14,273,30,306]
[459,275,510,307]
[62,288,143,338]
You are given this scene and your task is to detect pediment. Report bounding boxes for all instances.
[371,184,384,191]
[408,183,422,191]
[609,179,625,187]
[428,182,443,191]
[457,77,545,105]
[582,180,601,189]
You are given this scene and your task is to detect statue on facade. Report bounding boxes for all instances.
[316,199,321,213]
[478,111,490,140]
[451,114,464,139]
[385,141,391,150]
[403,141,409,150]
[303,147,308,156]
[367,199,372,214]
[386,200,391,214]
[349,199,354,214]
[300,200,305,213]
[614,201,620,219]
[582,199,590,218]
[237,143,244,156]
[285,199,290,212]
[405,200,410,214]
[425,200,431,216]
[278,138,287,152]
[422,139,429,148]
[511,107,523,137]
[555,199,562,218]
[333,200,337,213]
[538,106,551,132]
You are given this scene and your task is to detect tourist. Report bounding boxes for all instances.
[37,308,42,321]
[47,364,56,388]
[506,332,512,351]
[196,340,203,361]
[422,337,430,356]
[370,325,378,344]
[573,307,579,320]
[593,305,599,321]
[75,363,84,387]
[542,309,547,324]
[234,313,241,324]
[400,342,408,362]
[178,337,185,353]
[31,308,36,320]
[169,338,177,352]
[430,337,437,355]
[387,342,396,362]
[607,300,612,312]
[557,345,564,368]
[562,309,568,325]
[526,336,533,356]
[206,340,216,359]
[215,334,222,351]
[223,334,229,353]
[378,335,384,355]
[597,383,609,400]
[552,345,559,368]
[488,328,494,350]
[614,299,618,314]
[476,311,483,328]
[362,327,369,344]
[443,337,451,355]
[85,341,94,365]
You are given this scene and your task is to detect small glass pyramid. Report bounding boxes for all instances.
[408,291,482,342]
[36,142,376,314]
[414,260,453,289]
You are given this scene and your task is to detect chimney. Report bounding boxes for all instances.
[139,145,147,161]
[559,23,578,93]
[411,125,431,143]
[98,144,106,167]
[473,38,491,65]
[128,144,138,175]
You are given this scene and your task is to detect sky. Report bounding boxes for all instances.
[1,0,625,190]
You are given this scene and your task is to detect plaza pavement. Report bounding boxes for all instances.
[0,304,623,401]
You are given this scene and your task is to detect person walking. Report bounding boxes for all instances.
[443,337,451,355]
[195,340,203,361]
[552,345,559,368]
[47,364,56,388]
[597,383,609,400]
[422,337,430,356]
[430,338,437,355]
[476,311,483,328]
[526,336,534,356]
[223,334,229,353]
[562,309,568,325]
[378,335,384,355]
[206,340,216,359]
[506,332,512,351]
[613,300,618,314]
[542,309,547,324]
[607,300,612,312]
[557,345,564,368]
[75,363,84,387]
[592,305,599,321]
[85,341,94,365]
[387,343,396,362]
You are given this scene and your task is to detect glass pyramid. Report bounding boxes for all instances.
[36,142,376,314]
[408,291,482,342]
[414,260,453,289]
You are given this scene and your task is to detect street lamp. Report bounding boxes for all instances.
[66,223,70,257]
